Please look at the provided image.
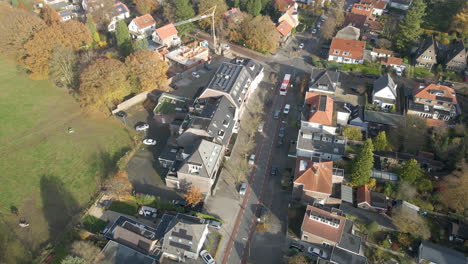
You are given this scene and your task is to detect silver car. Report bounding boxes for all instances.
[239,183,247,195]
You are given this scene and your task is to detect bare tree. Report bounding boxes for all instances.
[102,170,133,199]
[321,17,337,40]
[392,207,430,239]
[49,45,78,89]
[70,241,103,264]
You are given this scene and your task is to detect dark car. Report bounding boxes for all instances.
[439,80,454,87]
[256,205,267,223]
[289,242,305,252]
[172,200,187,207]
[115,111,127,117]
[270,167,278,176]
[276,137,284,148]
[279,127,285,137]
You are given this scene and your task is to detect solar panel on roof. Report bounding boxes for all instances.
[169,240,191,251]
[435,96,452,102]
[319,95,327,112]
[172,228,193,241]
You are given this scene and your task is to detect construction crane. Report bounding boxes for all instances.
[173,6,219,54]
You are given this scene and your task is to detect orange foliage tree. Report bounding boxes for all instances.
[184,186,203,205]
[125,50,168,92]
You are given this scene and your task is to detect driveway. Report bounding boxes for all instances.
[340,202,396,230]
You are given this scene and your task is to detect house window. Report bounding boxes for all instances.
[425,99,432,103]
[333,50,340,55]
[343,51,349,56]
[322,242,331,247]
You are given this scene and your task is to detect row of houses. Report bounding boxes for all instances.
[155,57,264,196]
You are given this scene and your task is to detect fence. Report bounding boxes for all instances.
[111,91,151,114]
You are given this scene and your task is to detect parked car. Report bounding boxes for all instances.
[135,123,149,131]
[308,247,328,259]
[172,200,187,207]
[206,220,222,229]
[270,167,278,176]
[204,64,213,71]
[258,122,264,132]
[256,205,267,222]
[276,137,284,147]
[115,111,127,117]
[283,104,291,114]
[279,127,285,137]
[289,242,305,252]
[249,154,256,165]
[192,72,200,78]
[239,183,247,195]
[395,68,403,76]
[143,139,157,145]
[298,43,304,49]
[317,23,321,28]
[200,250,216,264]
[274,110,280,119]
[311,28,317,34]
[139,206,157,218]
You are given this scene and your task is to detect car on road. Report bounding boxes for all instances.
[317,23,321,28]
[289,242,305,252]
[115,111,127,118]
[276,137,283,147]
[200,250,216,264]
[270,167,278,176]
[283,104,291,114]
[135,123,149,131]
[308,247,328,259]
[298,43,304,49]
[172,200,187,207]
[311,28,317,34]
[143,138,157,145]
[248,154,256,165]
[192,72,200,78]
[256,205,267,222]
[274,110,280,119]
[206,220,222,229]
[239,183,247,195]
[139,206,157,218]
[279,127,285,137]
[258,122,264,132]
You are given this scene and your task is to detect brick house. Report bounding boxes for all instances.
[328,38,365,64]
[357,185,388,212]
[407,83,458,121]
[300,205,346,246]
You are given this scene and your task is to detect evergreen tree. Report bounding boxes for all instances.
[395,0,426,52]
[351,138,374,186]
[373,131,390,151]
[399,159,422,184]
[246,0,262,16]
[115,20,132,56]
[132,38,149,51]
[233,0,240,7]
[174,0,195,35]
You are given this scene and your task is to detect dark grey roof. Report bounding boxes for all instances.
[159,145,180,163]
[445,41,466,65]
[415,36,435,59]
[338,220,362,254]
[100,240,156,264]
[341,184,354,203]
[364,110,404,127]
[419,241,467,264]
[59,9,72,16]
[50,1,69,10]
[370,191,387,209]
[451,223,468,239]
[349,105,366,125]
[162,214,207,257]
[309,69,341,93]
[408,100,434,113]
[205,57,263,109]
[178,139,223,178]
[373,74,397,98]
[297,130,346,156]
[331,246,368,264]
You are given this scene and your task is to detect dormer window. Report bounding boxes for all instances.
[333,50,340,55]
[343,51,349,56]
[189,164,201,174]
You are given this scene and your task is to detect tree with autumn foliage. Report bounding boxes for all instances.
[450,2,468,36]
[134,0,159,14]
[440,159,468,215]
[22,20,92,79]
[40,5,62,25]
[125,50,169,92]
[184,186,203,206]
[0,4,46,60]
[198,0,228,29]
[78,58,132,112]
[102,170,133,199]
[240,14,279,54]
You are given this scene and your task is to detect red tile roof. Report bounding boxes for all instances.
[345,13,368,28]
[381,56,403,66]
[351,3,374,18]
[294,158,333,194]
[132,14,156,30]
[223,8,240,18]
[276,20,293,36]
[275,0,296,12]
[155,23,178,40]
[366,20,383,31]
[372,48,393,55]
[301,205,346,243]
[361,0,387,9]
[414,83,457,104]
[305,92,334,126]
[329,38,365,60]
[357,185,371,205]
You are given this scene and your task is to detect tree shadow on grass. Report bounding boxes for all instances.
[40,175,79,241]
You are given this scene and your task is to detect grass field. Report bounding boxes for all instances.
[0,59,134,263]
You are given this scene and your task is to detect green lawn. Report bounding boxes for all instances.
[0,59,134,263]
